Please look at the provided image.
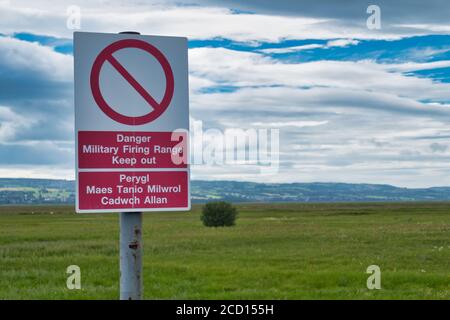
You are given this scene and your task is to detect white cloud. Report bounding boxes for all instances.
[0,36,72,79]
[186,46,450,187]
[189,47,450,103]
[0,166,74,179]
[258,39,359,54]
[383,60,450,72]
[0,106,36,141]
[259,44,323,54]
[393,24,450,33]
[0,40,73,151]
[326,38,359,47]
[189,75,216,93]
[0,1,433,42]
[251,121,328,128]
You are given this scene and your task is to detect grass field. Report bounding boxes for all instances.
[0,202,448,299]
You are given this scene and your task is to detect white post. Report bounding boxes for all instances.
[120,211,143,300]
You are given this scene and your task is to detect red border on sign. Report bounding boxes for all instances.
[90,39,174,126]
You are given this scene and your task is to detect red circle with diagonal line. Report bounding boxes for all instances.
[90,39,174,125]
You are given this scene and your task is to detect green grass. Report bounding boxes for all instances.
[0,202,448,299]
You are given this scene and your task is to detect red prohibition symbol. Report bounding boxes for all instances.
[90,39,174,125]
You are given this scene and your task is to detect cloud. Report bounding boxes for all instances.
[259,44,324,54]
[2,1,450,187]
[0,2,334,42]
[1,0,448,44]
[199,0,450,31]
[0,36,74,171]
[0,36,72,101]
[383,60,450,72]
[189,47,450,103]
[326,39,359,47]
[186,45,450,187]
[251,120,328,128]
[0,141,73,165]
[393,24,450,33]
[430,142,448,153]
[258,38,359,54]
[0,106,36,141]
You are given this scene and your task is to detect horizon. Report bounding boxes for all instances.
[2,176,450,190]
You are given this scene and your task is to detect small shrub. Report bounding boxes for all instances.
[201,201,238,227]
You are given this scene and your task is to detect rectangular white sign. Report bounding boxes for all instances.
[74,31,190,213]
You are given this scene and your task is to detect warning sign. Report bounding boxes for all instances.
[74,32,190,213]
[90,39,175,125]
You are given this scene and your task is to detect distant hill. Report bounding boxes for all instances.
[0,178,450,204]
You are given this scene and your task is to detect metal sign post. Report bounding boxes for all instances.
[120,211,143,300]
[118,31,143,301]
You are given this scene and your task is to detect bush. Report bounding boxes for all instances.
[201,201,238,227]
